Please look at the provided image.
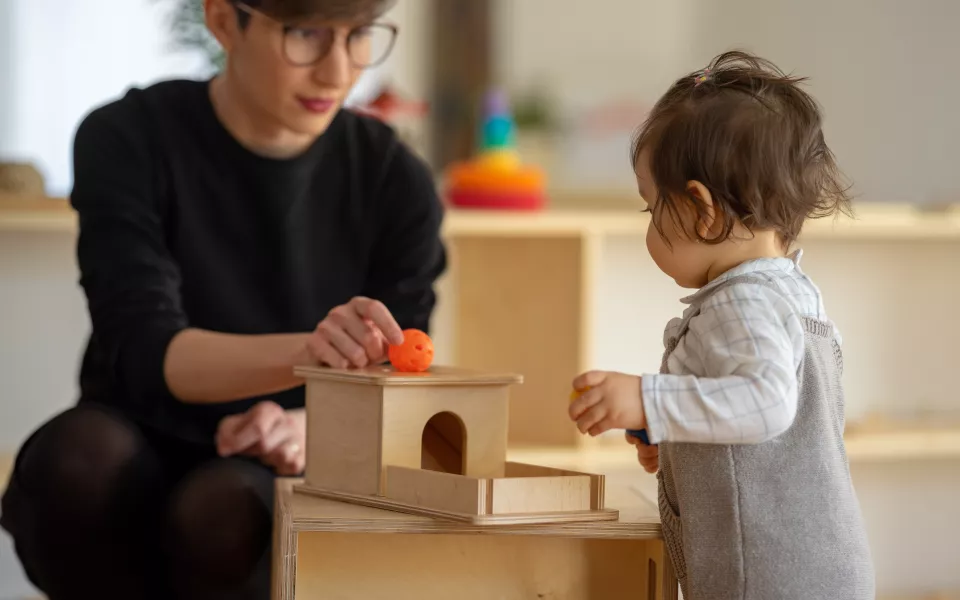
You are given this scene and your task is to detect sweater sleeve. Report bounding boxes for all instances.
[70,108,189,407]
[641,284,805,445]
[362,143,447,333]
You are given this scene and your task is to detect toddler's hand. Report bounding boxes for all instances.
[568,371,645,437]
[627,431,659,473]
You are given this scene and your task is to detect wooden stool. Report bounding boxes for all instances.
[271,478,679,600]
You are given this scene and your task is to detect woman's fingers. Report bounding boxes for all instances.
[267,441,305,476]
[351,297,404,345]
[326,304,385,364]
[225,401,285,456]
[308,297,403,369]
[215,413,246,456]
[316,317,368,368]
[256,415,294,456]
[305,331,350,369]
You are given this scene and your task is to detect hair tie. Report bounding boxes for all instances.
[694,67,712,87]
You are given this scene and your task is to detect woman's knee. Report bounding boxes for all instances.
[166,459,274,588]
[12,406,161,523]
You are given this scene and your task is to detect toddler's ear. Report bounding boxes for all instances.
[686,180,719,241]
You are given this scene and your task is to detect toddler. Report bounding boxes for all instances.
[568,51,875,600]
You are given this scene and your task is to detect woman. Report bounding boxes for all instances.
[0,0,446,598]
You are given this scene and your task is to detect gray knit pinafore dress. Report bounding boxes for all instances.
[656,274,875,600]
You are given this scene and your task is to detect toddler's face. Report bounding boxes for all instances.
[635,150,713,289]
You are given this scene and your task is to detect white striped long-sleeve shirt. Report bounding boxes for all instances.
[641,250,838,445]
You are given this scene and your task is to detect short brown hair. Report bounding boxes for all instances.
[631,50,852,247]
[242,0,395,21]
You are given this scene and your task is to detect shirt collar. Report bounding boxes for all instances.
[679,249,803,305]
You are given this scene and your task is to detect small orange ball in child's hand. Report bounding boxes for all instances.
[388,329,435,373]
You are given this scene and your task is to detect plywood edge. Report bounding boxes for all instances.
[272,479,298,600]
[294,364,523,386]
[384,466,485,515]
[293,482,620,526]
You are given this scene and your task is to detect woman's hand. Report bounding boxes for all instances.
[215,401,306,476]
[305,296,405,369]
[568,371,646,437]
[627,431,659,473]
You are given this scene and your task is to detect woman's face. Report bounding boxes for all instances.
[210,1,372,139]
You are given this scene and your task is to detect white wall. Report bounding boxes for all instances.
[496,0,960,206]
[0,0,209,195]
[0,1,16,156]
[694,0,960,205]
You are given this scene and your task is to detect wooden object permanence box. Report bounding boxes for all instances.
[293,364,618,524]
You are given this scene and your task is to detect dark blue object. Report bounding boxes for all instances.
[627,428,653,445]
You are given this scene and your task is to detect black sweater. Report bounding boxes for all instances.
[70,79,447,444]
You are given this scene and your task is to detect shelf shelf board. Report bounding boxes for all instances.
[3,192,960,241]
[507,417,960,469]
[0,194,75,232]
[843,416,960,462]
[443,203,960,241]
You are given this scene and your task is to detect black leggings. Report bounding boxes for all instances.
[0,405,274,600]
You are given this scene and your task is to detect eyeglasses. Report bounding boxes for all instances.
[233,3,399,69]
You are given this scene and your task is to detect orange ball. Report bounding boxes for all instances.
[388,329,435,373]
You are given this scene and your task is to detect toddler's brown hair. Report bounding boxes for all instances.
[632,50,853,247]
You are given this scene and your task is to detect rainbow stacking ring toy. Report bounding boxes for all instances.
[445,90,546,210]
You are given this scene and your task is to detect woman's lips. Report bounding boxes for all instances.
[298,97,336,114]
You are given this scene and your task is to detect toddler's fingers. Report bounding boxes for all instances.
[568,387,603,421]
[572,371,606,392]
[576,405,607,435]
[587,418,615,437]
[635,443,659,459]
[637,445,659,472]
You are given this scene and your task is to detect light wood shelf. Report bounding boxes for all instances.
[4,192,960,241]
[0,194,75,232]
[842,415,960,462]
[506,417,960,468]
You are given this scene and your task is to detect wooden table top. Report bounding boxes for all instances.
[276,477,662,540]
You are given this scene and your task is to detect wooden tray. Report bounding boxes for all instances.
[294,461,619,525]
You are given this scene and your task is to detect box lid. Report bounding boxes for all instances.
[294,364,523,387]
